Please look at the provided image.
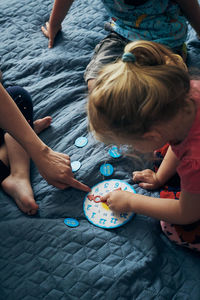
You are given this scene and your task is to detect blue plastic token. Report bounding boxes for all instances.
[100,163,114,176]
[108,146,122,158]
[64,218,79,227]
[71,161,81,172]
[75,136,88,148]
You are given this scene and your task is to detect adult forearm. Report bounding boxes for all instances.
[49,0,74,27]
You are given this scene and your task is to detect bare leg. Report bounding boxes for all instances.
[1,116,52,215]
[0,143,9,166]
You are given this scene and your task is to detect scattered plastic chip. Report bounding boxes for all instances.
[108,146,122,158]
[75,136,88,148]
[64,218,79,227]
[100,163,114,176]
[71,161,81,172]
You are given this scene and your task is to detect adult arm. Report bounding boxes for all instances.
[41,0,75,48]
[0,84,90,191]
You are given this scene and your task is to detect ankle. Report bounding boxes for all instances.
[9,170,30,180]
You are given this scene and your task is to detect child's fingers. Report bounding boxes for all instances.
[41,25,49,38]
[41,22,54,48]
[48,38,54,49]
[138,182,154,190]
[132,171,144,181]
[133,169,154,182]
[101,194,109,202]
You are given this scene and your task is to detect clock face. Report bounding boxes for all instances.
[83,179,136,229]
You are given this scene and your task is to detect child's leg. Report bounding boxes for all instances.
[1,133,38,215]
[84,32,129,91]
[161,220,200,252]
[1,117,52,215]
[0,86,51,214]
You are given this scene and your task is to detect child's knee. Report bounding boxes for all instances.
[7,86,32,107]
[6,86,33,127]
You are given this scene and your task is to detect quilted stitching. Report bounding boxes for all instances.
[0,0,200,299]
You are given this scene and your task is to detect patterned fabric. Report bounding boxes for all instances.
[1,0,200,298]
[161,220,200,251]
[101,0,187,48]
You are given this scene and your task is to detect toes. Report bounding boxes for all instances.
[41,25,49,37]
[27,209,38,216]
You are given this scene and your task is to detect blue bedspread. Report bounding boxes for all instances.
[0,0,200,299]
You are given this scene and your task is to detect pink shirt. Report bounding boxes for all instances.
[171,80,200,193]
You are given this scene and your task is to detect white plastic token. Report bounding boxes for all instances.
[83,179,136,229]
[100,163,114,176]
[75,136,88,148]
[71,160,81,172]
[108,146,122,158]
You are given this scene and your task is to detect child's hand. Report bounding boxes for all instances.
[41,21,61,48]
[36,147,90,192]
[133,169,161,190]
[101,191,133,212]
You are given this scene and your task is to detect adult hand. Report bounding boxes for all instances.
[37,147,90,192]
[132,169,161,190]
[41,21,61,48]
[101,191,132,212]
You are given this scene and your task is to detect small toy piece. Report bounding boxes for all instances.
[64,218,79,227]
[71,160,81,172]
[75,136,88,148]
[108,145,122,158]
[100,163,114,176]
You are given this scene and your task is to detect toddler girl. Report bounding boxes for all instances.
[87,40,200,251]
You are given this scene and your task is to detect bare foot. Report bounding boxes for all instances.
[34,116,52,134]
[1,175,39,215]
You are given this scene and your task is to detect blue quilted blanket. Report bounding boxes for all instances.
[0,0,200,299]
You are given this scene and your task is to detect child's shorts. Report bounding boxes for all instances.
[84,26,187,83]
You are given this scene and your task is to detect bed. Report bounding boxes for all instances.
[0,0,200,299]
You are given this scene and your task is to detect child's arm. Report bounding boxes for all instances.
[133,146,179,189]
[41,0,74,48]
[101,188,200,225]
[0,84,90,192]
[103,147,200,224]
[174,0,200,37]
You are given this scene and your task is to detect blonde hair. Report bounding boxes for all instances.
[88,40,190,143]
